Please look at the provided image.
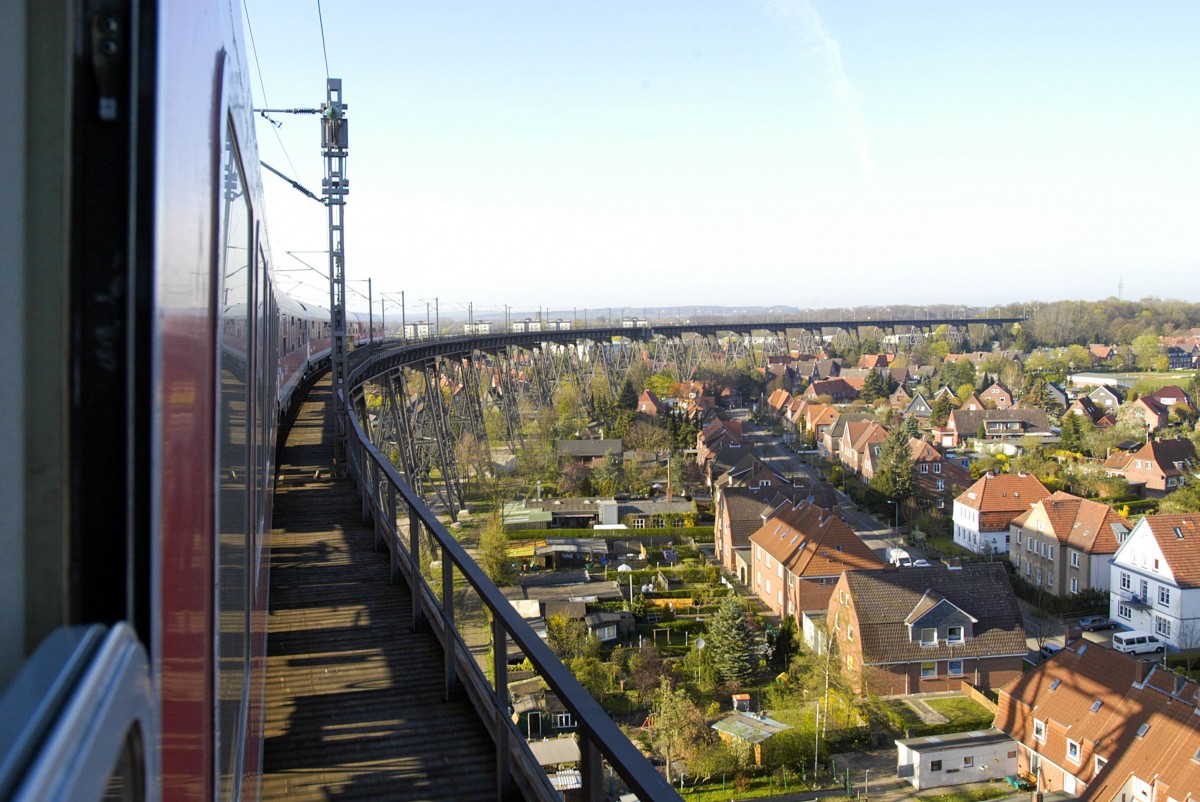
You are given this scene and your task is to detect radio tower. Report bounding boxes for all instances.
[322,79,349,468]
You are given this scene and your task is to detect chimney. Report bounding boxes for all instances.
[1134,657,1153,685]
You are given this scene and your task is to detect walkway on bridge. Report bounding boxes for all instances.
[262,374,500,801]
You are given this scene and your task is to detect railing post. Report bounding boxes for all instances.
[442,556,456,701]
[492,614,511,801]
[389,484,400,584]
[580,738,604,802]
[408,506,424,631]
[362,457,372,524]
[373,466,383,551]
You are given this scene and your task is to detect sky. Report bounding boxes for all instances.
[244,0,1199,319]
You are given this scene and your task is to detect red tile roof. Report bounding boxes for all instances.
[1010,492,1130,555]
[748,500,882,578]
[956,473,1050,513]
[1140,515,1200,588]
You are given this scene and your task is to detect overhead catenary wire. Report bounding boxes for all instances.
[317,0,331,81]
[242,0,302,179]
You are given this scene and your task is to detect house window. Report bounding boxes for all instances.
[1120,572,1131,591]
[765,579,771,595]
[1070,577,1079,593]
[1071,552,1080,568]
[554,713,575,729]
[930,760,942,771]
[848,626,854,641]
[948,660,964,676]
[1118,603,1132,620]
[632,518,645,529]
[1047,546,1054,561]
[921,662,936,678]
[1159,586,1171,606]
[1156,616,1172,638]
[778,563,783,579]
[1067,739,1081,764]
[1016,531,1023,545]
[947,626,964,644]
[1034,719,1046,743]
[963,756,974,768]
[921,463,928,473]
[934,463,941,473]
[920,628,937,646]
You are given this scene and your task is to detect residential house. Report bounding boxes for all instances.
[839,421,888,479]
[714,485,777,580]
[889,385,912,409]
[905,393,933,420]
[702,440,753,488]
[958,393,986,412]
[1089,344,1116,363]
[1087,385,1122,413]
[1166,346,1195,371]
[935,408,1054,449]
[1146,384,1194,413]
[802,404,840,442]
[1103,437,1197,497]
[820,412,873,459]
[887,366,913,387]
[748,500,883,620]
[953,473,1051,555]
[1009,493,1131,596]
[828,563,1026,695]
[858,354,890,370]
[636,389,664,417]
[1108,515,1200,648]
[1067,396,1104,423]
[696,418,744,466]
[766,388,793,418]
[910,439,972,512]
[1125,395,1170,432]
[804,378,859,404]
[980,383,1015,409]
[993,641,1200,799]
[1045,382,1069,409]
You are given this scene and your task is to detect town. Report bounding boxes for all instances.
[410,299,1200,799]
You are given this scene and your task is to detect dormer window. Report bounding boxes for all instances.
[947,626,964,644]
[1034,719,1046,743]
[920,628,937,646]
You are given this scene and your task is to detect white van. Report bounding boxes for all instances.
[1111,631,1164,655]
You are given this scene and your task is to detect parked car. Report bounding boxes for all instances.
[1039,643,1063,660]
[911,559,932,568]
[1078,615,1114,631]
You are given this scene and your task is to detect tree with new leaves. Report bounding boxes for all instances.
[546,615,600,661]
[706,597,758,683]
[872,426,915,502]
[650,678,707,783]
[478,512,513,586]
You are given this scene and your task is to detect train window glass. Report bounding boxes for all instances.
[102,724,146,802]
[216,118,251,799]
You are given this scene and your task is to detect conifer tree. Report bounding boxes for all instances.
[872,426,915,501]
[706,598,758,683]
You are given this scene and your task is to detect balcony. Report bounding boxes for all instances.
[1117,589,1152,609]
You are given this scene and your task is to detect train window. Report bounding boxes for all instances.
[216,118,251,800]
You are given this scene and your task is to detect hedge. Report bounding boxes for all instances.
[507,525,714,542]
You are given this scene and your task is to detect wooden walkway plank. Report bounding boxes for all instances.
[262,374,499,801]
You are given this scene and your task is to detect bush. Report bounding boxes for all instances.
[506,525,715,542]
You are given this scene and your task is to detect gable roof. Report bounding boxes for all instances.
[1138,515,1200,588]
[1010,492,1130,555]
[1130,437,1197,478]
[948,407,1053,435]
[994,643,1200,802]
[841,563,1026,663]
[748,500,883,578]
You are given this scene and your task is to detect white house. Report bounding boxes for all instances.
[1109,515,1200,648]
[952,473,1050,555]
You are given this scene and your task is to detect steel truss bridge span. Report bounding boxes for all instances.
[338,315,1023,801]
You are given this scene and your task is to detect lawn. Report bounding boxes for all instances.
[679,773,844,801]
[924,697,996,730]
[916,784,1012,802]
[919,533,972,558]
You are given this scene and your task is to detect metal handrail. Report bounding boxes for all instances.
[343,398,680,801]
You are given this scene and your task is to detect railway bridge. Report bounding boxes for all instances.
[261,316,1022,800]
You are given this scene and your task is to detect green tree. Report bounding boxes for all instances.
[650,678,707,783]
[770,617,799,671]
[618,378,639,410]
[706,598,758,683]
[547,615,600,661]
[1159,482,1200,514]
[860,369,887,402]
[1059,412,1086,453]
[478,513,513,586]
[872,426,915,501]
[930,395,952,427]
[1132,333,1162,369]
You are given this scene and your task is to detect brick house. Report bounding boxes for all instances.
[1009,493,1131,596]
[993,641,1200,799]
[748,500,882,621]
[820,412,873,459]
[935,408,1054,449]
[980,383,1015,409]
[827,562,1026,695]
[1103,437,1197,497]
[909,439,971,512]
[1124,395,1169,432]
[953,473,1050,555]
[804,378,859,404]
[838,421,888,478]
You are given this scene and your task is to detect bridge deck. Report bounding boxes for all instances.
[262,374,498,801]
